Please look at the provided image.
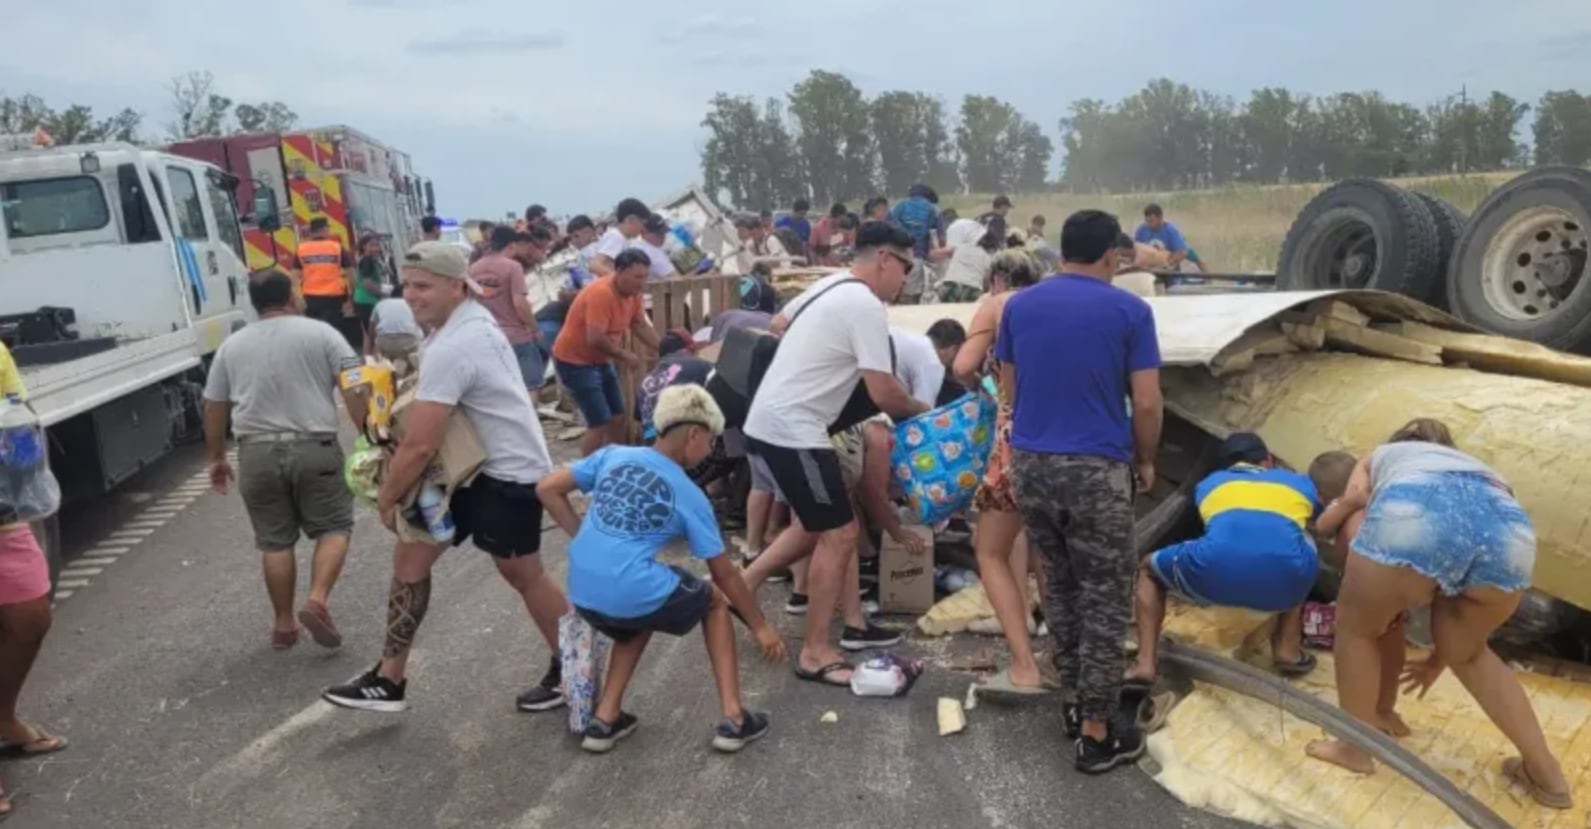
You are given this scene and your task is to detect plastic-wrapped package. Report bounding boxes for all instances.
[850,652,924,698]
[0,396,59,524]
[559,613,613,735]
[890,393,996,525]
[342,436,383,507]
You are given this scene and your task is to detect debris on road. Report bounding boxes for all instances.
[818,710,838,725]
[937,698,966,736]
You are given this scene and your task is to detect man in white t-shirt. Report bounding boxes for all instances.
[632,213,681,280]
[742,221,929,687]
[323,242,572,716]
[589,197,651,277]
[890,327,947,408]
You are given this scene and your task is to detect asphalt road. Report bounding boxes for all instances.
[3,437,1253,829]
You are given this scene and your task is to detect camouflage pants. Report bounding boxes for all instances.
[1010,450,1136,723]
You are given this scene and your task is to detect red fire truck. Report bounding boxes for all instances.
[169,126,433,271]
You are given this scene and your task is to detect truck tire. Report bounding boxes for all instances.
[1410,192,1467,310]
[1277,179,1442,302]
[29,514,62,599]
[1445,166,1591,351]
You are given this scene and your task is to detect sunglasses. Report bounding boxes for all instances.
[881,249,914,270]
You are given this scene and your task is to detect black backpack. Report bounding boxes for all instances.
[708,278,893,435]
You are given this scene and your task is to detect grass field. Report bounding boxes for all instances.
[946,172,1516,273]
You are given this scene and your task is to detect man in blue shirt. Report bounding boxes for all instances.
[774,198,813,254]
[538,385,785,754]
[1133,204,1206,273]
[889,184,945,304]
[1126,433,1322,701]
[996,208,1163,774]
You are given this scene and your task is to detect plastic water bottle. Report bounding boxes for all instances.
[0,394,42,472]
[416,482,455,543]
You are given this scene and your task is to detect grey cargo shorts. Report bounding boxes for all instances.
[237,435,354,550]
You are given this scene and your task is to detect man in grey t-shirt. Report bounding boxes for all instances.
[203,268,368,651]
[323,242,571,716]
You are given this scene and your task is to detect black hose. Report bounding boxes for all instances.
[1159,641,1512,829]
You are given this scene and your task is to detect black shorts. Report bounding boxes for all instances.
[448,474,544,559]
[745,437,854,532]
[576,567,711,643]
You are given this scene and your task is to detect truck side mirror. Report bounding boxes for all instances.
[252,189,281,234]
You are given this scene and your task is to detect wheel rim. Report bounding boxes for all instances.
[1479,206,1589,321]
[1295,208,1380,289]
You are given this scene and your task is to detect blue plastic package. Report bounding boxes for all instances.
[890,393,996,525]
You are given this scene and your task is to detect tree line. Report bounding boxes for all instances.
[1,71,298,145]
[699,72,1591,207]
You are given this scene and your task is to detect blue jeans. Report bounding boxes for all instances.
[537,320,561,361]
[512,341,546,390]
[555,360,624,426]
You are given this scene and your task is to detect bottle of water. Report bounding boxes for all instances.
[0,394,43,472]
[416,482,455,543]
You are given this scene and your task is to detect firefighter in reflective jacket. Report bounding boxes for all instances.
[292,217,358,343]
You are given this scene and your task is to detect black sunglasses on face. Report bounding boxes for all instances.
[881,249,913,270]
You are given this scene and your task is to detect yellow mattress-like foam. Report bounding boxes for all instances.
[1154,604,1591,828]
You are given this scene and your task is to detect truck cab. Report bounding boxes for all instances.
[1,136,253,582]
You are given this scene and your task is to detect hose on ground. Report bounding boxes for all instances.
[1159,641,1511,829]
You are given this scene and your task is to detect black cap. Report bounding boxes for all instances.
[993,195,1013,209]
[642,213,669,235]
[1219,432,1270,467]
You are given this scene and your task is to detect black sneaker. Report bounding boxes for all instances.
[581,711,640,753]
[323,665,407,713]
[840,623,904,651]
[1075,721,1147,774]
[784,593,809,615]
[712,710,771,753]
[1063,702,1081,739]
[516,661,566,712]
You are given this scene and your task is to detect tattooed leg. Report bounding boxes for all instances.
[378,577,431,681]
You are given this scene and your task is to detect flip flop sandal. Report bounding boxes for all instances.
[0,727,68,758]
[1273,652,1318,678]
[794,661,853,687]
[1120,678,1155,704]
[1502,756,1574,810]
[978,669,1050,700]
[0,792,11,823]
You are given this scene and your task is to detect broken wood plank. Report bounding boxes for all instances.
[1212,325,1299,376]
[1319,317,1443,365]
[1308,299,1371,327]
[1377,321,1591,388]
[1280,320,1326,351]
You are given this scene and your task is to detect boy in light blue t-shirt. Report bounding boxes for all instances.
[538,385,785,755]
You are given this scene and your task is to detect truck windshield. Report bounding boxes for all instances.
[0,176,111,239]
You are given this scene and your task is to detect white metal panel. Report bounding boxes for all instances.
[1,242,192,339]
[887,289,1473,367]
[19,329,200,425]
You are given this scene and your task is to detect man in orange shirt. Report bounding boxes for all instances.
[292,217,358,347]
[552,249,661,456]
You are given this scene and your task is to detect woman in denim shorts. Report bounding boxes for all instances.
[1307,418,1571,810]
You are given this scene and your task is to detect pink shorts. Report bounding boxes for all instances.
[0,525,50,605]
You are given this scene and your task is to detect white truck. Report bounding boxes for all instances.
[1,136,252,583]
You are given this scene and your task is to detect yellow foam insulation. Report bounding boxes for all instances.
[1154,604,1591,828]
[1163,352,1591,613]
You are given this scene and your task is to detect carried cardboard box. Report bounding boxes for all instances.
[388,389,486,543]
[880,524,934,614]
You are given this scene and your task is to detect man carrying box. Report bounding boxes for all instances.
[322,242,571,715]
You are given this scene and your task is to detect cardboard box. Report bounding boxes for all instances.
[880,525,934,614]
[390,390,486,490]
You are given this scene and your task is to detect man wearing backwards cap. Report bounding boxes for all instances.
[1125,432,1324,705]
[323,242,572,715]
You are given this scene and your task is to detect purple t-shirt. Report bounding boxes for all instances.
[469,254,535,345]
[995,274,1160,462]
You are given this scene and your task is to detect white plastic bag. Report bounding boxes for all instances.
[0,399,59,523]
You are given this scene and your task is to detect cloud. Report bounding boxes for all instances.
[1537,31,1591,59]
[405,30,565,56]
[658,13,762,44]
[689,48,800,69]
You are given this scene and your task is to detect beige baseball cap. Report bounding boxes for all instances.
[403,241,475,288]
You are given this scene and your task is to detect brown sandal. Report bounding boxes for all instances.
[0,724,67,758]
[1502,756,1573,810]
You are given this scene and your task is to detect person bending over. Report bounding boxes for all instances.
[538,386,785,754]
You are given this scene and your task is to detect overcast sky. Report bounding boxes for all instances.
[6,0,1587,219]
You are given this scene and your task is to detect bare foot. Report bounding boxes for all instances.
[1305,738,1376,774]
[1374,711,1412,738]
[1007,664,1045,690]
